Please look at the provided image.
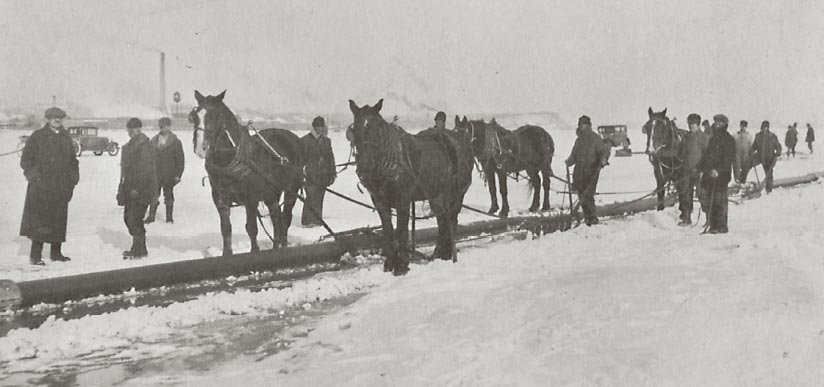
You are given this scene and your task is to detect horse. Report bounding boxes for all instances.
[348,99,473,276]
[454,116,555,217]
[642,107,686,210]
[191,90,304,255]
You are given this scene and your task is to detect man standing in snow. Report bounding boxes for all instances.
[702,119,712,137]
[117,118,158,258]
[301,116,336,227]
[565,115,610,226]
[19,107,79,265]
[805,123,815,154]
[144,117,184,224]
[675,113,709,226]
[750,121,782,194]
[734,120,752,184]
[785,124,798,157]
[696,114,736,234]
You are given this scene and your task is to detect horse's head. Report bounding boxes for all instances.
[454,116,489,157]
[192,89,236,159]
[643,107,676,155]
[348,98,387,145]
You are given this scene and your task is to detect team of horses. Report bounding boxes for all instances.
[189,90,680,275]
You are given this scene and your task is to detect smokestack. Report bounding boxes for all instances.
[160,52,167,115]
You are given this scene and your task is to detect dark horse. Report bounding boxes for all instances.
[348,99,473,275]
[643,107,686,210]
[191,90,304,255]
[454,116,554,217]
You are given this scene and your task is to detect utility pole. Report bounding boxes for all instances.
[160,52,167,115]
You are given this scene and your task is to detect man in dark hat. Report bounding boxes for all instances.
[805,123,815,154]
[785,124,798,157]
[701,119,712,137]
[300,116,336,227]
[144,117,184,224]
[734,120,752,184]
[19,107,79,265]
[118,118,158,258]
[749,120,782,193]
[565,115,610,226]
[433,111,447,130]
[696,114,736,233]
[675,113,709,226]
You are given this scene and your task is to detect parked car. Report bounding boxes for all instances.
[67,126,119,156]
[597,125,632,157]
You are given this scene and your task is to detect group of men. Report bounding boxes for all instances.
[19,107,337,265]
[781,122,815,157]
[674,115,787,234]
[20,107,185,265]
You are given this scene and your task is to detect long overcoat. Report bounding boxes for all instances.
[19,125,79,243]
[150,132,185,187]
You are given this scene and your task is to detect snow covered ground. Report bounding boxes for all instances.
[0,120,822,385]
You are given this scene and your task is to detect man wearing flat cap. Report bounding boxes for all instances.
[118,118,158,258]
[696,114,736,234]
[734,120,752,184]
[300,116,336,227]
[144,117,185,224]
[565,115,610,226]
[19,107,79,265]
[675,113,709,226]
[749,120,782,193]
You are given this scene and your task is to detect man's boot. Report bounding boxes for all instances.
[123,236,147,259]
[144,202,158,224]
[30,240,44,266]
[165,200,174,223]
[50,242,71,262]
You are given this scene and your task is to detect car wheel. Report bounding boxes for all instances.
[108,143,120,156]
[73,139,82,157]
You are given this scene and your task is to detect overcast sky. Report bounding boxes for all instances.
[2,0,823,125]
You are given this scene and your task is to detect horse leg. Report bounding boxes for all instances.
[541,167,552,211]
[280,189,298,247]
[394,204,410,276]
[244,204,260,253]
[655,169,666,211]
[212,190,233,256]
[486,169,499,214]
[498,170,509,218]
[527,169,541,212]
[448,202,460,262]
[375,203,397,273]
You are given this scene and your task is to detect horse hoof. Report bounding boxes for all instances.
[488,205,499,214]
[393,266,410,276]
[541,205,551,212]
[499,210,509,218]
[383,261,394,273]
[528,206,539,213]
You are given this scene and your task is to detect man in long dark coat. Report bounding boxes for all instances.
[300,116,336,227]
[785,124,798,157]
[20,107,79,265]
[118,118,158,258]
[144,117,184,224]
[750,120,783,193]
[565,115,610,226]
[805,123,815,154]
[696,114,736,234]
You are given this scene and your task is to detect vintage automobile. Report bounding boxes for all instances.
[67,126,119,156]
[597,125,632,157]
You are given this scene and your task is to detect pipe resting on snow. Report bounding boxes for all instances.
[0,172,819,311]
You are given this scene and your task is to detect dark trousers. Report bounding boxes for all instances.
[763,164,775,193]
[158,182,175,204]
[787,144,796,157]
[574,172,600,223]
[706,187,728,232]
[677,172,701,221]
[124,202,149,236]
[301,184,326,226]
[29,240,63,259]
[808,142,814,153]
